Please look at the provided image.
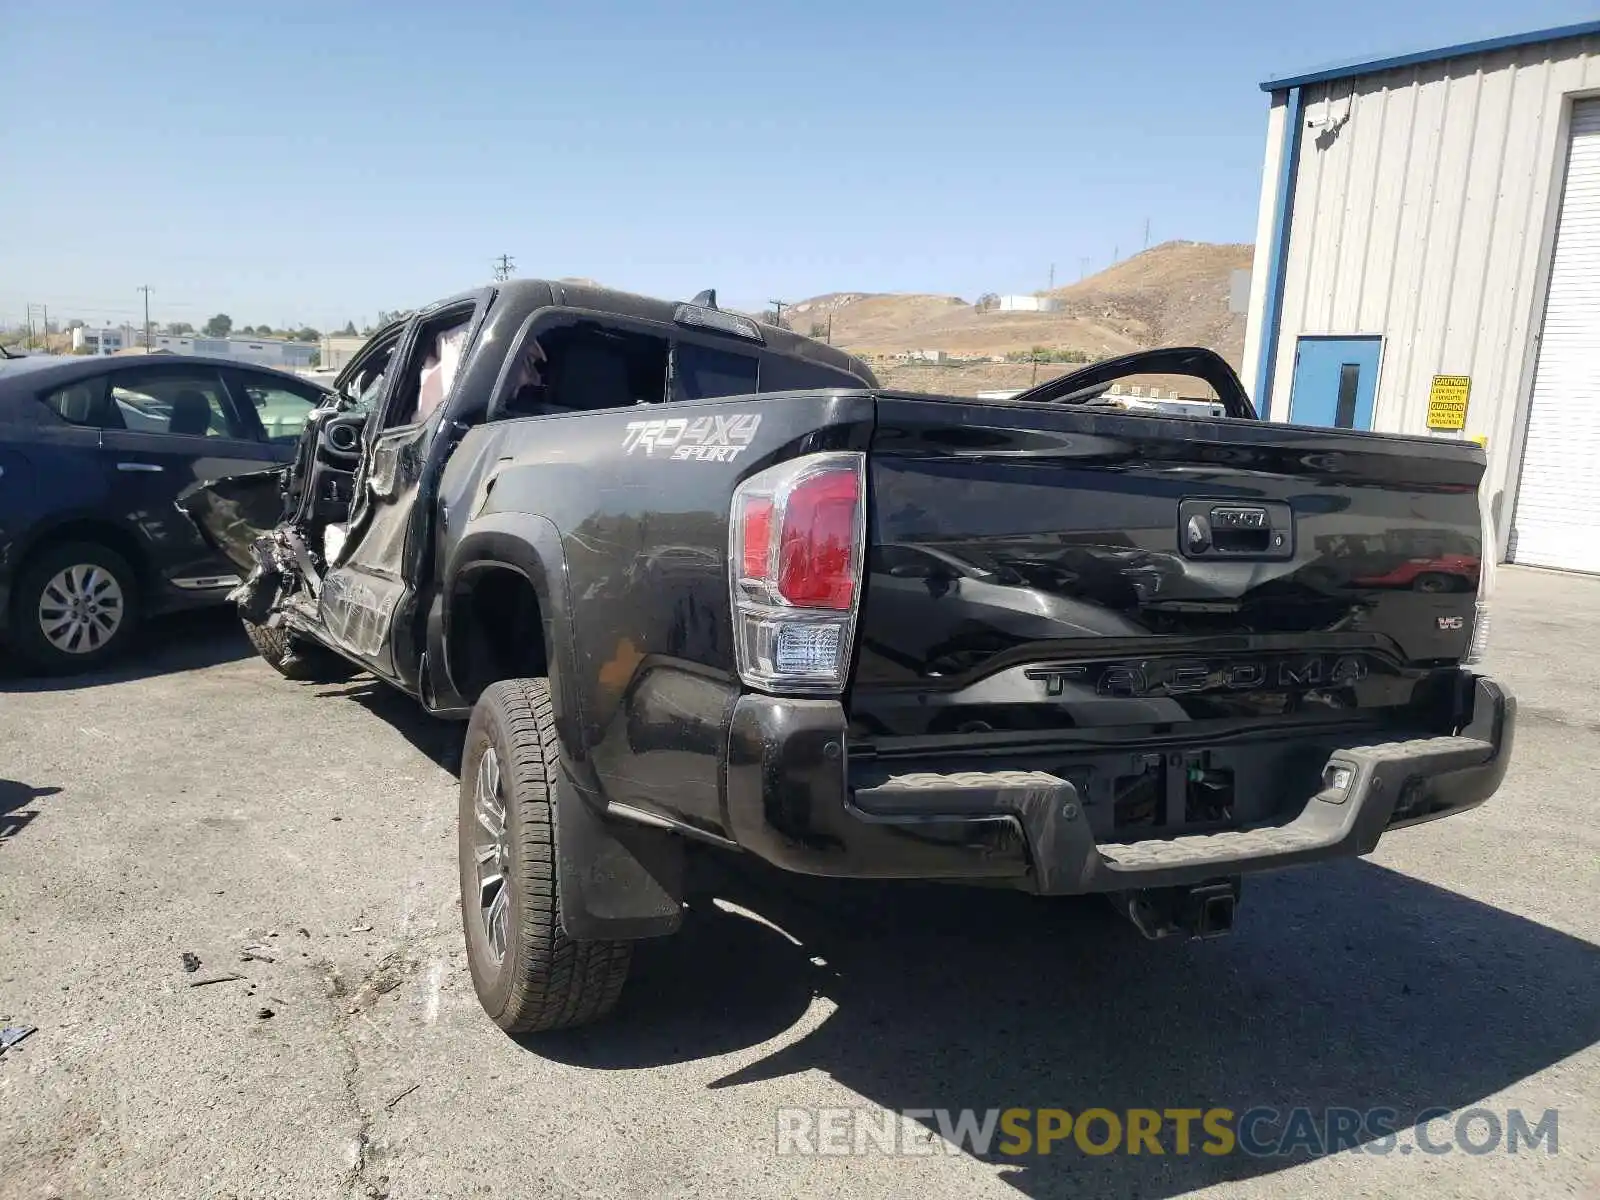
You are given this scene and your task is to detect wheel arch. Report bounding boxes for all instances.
[11,514,150,592]
[438,513,588,772]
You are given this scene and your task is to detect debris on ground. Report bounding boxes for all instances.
[349,924,373,934]
[187,973,244,988]
[0,1026,36,1054]
[296,927,310,938]
[240,945,277,964]
[180,951,201,973]
[385,1083,420,1111]
[341,950,418,1015]
[256,1007,275,1020]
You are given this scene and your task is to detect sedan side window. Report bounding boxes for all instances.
[106,370,247,438]
[41,381,105,426]
[239,379,323,444]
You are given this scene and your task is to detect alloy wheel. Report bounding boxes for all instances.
[472,746,511,963]
[37,564,125,655]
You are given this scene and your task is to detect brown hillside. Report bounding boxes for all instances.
[783,240,1253,382]
[1044,240,1253,363]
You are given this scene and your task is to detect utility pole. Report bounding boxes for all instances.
[1143,218,1151,250]
[1048,262,1055,290]
[137,285,152,352]
[492,254,515,282]
[768,299,786,328]
[826,312,832,345]
[1079,256,1091,280]
[41,303,48,350]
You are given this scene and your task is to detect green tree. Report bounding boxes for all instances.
[166,321,193,336]
[294,327,320,343]
[203,313,233,338]
[340,320,357,337]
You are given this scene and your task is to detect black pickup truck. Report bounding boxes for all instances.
[183,280,1514,1033]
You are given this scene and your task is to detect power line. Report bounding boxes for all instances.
[492,254,515,282]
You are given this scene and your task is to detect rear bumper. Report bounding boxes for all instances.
[723,674,1515,894]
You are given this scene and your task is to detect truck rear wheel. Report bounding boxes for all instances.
[459,678,631,1033]
[241,617,356,682]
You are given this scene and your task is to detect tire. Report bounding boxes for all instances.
[459,678,631,1033]
[242,618,357,682]
[1413,572,1455,594]
[10,541,141,673]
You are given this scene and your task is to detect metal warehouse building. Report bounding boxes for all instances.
[1241,20,1600,573]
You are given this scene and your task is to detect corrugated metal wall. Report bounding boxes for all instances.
[1266,36,1600,527]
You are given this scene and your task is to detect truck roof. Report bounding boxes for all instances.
[434,279,877,387]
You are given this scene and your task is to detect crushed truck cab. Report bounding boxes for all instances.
[181,280,1514,1032]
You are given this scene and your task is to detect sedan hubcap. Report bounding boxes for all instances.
[38,564,125,654]
[472,746,511,963]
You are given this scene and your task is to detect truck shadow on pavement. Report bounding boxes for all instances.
[0,607,251,691]
[320,679,466,775]
[536,856,1599,1199]
[0,780,61,844]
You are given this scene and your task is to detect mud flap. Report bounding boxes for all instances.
[552,770,685,940]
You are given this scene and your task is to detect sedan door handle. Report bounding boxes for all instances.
[116,462,164,473]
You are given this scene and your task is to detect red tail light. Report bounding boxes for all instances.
[740,497,775,579]
[778,469,859,610]
[730,452,866,695]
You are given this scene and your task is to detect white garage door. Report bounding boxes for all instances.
[1511,100,1600,573]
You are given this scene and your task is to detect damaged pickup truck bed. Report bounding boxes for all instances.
[183,279,1515,1033]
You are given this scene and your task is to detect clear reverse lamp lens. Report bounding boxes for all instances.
[775,623,842,674]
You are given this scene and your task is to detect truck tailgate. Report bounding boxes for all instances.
[852,394,1487,744]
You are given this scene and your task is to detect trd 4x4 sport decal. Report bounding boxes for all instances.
[622,414,761,462]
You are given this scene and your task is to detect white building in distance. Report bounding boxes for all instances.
[997,295,1062,313]
[151,334,317,369]
[71,326,133,355]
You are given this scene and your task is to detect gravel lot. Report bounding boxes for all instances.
[1,567,1596,1200]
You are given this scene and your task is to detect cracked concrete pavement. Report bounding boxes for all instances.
[1,567,1596,1199]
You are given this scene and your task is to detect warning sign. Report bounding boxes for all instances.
[1427,375,1471,430]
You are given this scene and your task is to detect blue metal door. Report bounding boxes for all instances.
[1287,336,1382,429]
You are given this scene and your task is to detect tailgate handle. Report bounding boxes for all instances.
[1180,500,1293,560]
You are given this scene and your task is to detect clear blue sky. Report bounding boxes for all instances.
[4,0,1596,331]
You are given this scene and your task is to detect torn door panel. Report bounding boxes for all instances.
[175,468,289,575]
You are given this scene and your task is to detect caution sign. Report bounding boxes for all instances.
[1427,375,1471,430]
